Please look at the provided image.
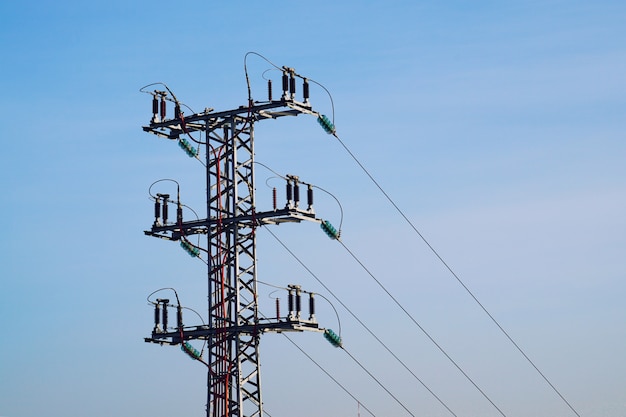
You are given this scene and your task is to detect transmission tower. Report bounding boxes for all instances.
[141,61,340,417]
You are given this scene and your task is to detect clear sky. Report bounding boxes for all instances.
[0,1,624,417]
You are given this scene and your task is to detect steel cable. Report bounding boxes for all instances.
[336,238,508,417]
[264,227,458,417]
[331,131,581,417]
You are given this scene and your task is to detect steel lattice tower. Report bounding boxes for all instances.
[142,65,335,417]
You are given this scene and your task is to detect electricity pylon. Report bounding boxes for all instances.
[141,64,338,417]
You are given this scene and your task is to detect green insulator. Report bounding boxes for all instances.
[324,328,342,348]
[317,114,335,135]
[178,139,198,158]
[182,342,201,360]
[320,220,338,240]
[180,241,199,258]
[186,144,198,158]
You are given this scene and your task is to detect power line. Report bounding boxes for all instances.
[331,131,581,417]
[340,345,415,417]
[282,334,379,417]
[264,227,458,417]
[337,239,508,417]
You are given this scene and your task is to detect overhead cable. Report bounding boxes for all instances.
[282,334,378,417]
[337,238,508,417]
[329,130,581,417]
[339,344,416,417]
[264,227,458,417]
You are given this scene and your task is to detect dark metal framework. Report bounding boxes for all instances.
[143,92,324,417]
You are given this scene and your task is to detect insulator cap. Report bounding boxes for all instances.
[160,97,166,120]
[153,303,161,330]
[295,289,301,314]
[282,72,289,95]
[289,74,296,97]
[154,199,161,221]
[162,200,169,224]
[286,182,293,204]
[162,303,168,331]
[272,187,277,211]
[303,78,310,100]
[293,183,300,207]
[309,293,315,318]
[288,289,294,315]
[307,186,313,210]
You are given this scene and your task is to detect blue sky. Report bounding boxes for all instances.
[1,1,625,416]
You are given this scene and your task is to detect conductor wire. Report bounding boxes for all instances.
[264,227,458,417]
[337,238,508,417]
[282,334,378,417]
[340,345,414,417]
[331,132,581,417]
